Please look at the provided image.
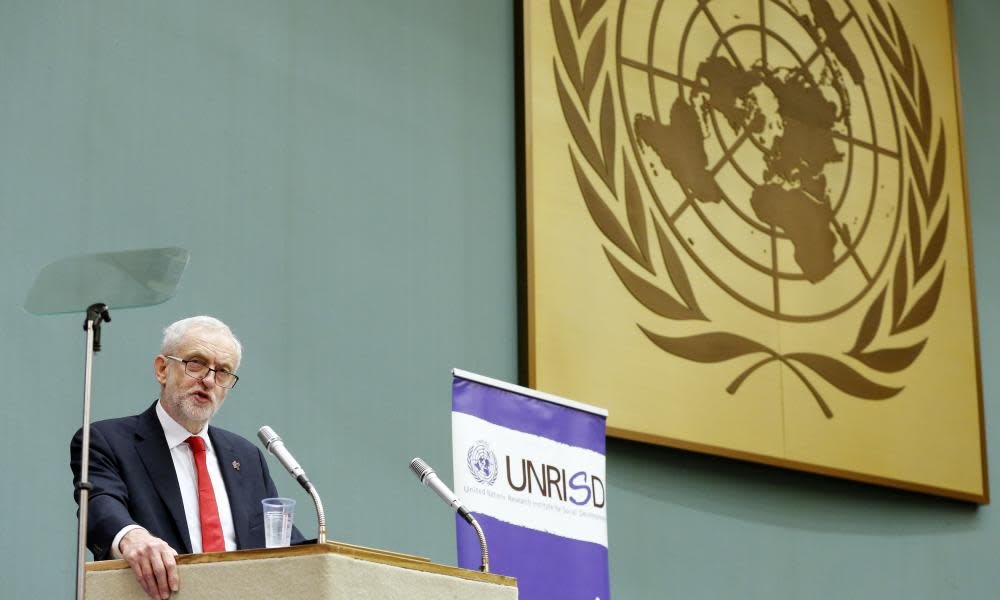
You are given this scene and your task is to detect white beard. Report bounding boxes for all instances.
[168,391,219,429]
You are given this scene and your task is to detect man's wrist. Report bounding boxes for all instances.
[111,525,147,558]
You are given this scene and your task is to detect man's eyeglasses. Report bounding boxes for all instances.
[164,355,239,389]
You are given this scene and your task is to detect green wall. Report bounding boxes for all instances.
[0,2,996,597]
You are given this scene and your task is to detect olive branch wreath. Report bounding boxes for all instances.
[550,0,949,418]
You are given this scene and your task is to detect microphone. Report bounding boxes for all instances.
[409,457,471,520]
[257,426,309,488]
[258,426,327,544]
[409,457,489,572]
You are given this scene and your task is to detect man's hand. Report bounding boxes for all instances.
[119,529,179,600]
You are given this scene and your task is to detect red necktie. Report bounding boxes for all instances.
[186,436,226,552]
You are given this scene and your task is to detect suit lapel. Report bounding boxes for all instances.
[134,403,193,554]
[210,427,250,549]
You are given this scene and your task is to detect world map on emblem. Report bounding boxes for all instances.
[618,0,903,320]
[467,440,499,486]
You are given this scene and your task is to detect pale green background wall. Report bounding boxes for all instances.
[0,1,996,598]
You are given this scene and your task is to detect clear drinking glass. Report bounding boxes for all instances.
[261,497,295,548]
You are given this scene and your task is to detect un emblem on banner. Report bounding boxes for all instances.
[467,441,499,486]
[553,0,949,418]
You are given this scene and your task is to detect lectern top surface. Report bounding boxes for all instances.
[86,540,516,588]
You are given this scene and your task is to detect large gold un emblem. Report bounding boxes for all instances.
[531,0,984,499]
[548,0,954,419]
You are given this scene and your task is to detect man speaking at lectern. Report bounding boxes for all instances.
[71,316,303,599]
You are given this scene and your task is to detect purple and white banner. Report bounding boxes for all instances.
[452,369,609,600]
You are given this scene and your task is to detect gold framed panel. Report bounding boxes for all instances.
[519,0,987,502]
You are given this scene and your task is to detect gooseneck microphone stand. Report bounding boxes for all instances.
[75,303,111,600]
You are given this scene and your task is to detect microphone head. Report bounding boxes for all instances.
[409,457,435,483]
[257,425,280,449]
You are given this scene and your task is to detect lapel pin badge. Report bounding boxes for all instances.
[232,460,241,471]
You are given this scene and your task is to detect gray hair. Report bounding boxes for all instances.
[160,316,243,369]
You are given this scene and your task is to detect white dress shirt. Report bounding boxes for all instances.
[111,403,238,556]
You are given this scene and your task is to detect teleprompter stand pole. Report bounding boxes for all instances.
[75,303,111,600]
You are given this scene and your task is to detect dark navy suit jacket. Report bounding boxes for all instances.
[71,402,303,560]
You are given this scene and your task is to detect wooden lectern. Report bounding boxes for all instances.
[85,541,517,599]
